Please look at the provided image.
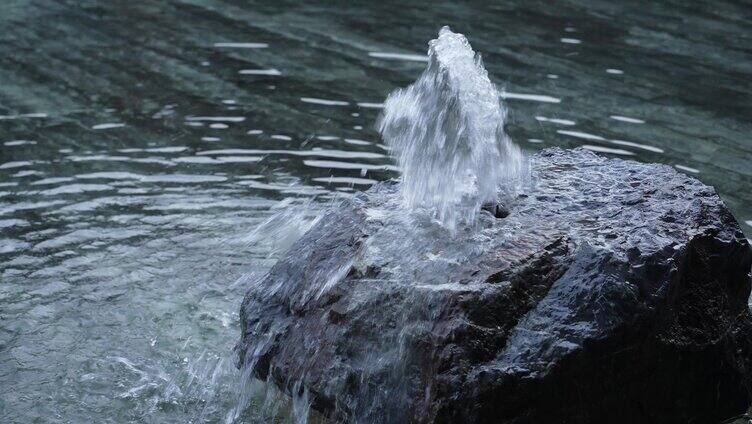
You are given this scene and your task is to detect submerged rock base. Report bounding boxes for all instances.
[237,148,752,423]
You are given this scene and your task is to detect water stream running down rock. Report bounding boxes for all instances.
[378,26,526,231]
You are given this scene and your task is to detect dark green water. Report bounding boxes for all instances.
[1,1,750,423]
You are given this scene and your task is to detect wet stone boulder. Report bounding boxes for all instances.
[236,148,752,423]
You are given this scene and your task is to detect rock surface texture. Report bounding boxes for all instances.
[237,148,752,424]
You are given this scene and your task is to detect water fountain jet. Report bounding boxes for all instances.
[378,26,525,231]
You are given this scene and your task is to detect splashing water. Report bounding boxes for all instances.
[235,27,530,424]
[378,26,526,231]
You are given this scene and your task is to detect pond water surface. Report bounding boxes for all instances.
[1,1,751,423]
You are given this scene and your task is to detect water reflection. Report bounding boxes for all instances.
[357,102,384,108]
[535,116,575,126]
[196,149,385,159]
[608,139,663,154]
[0,112,48,119]
[185,116,246,122]
[303,159,397,172]
[368,52,428,62]
[239,69,281,76]
[610,115,645,124]
[92,123,126,130]
[213,42,268,49]
[312,176,376,185]
[4,140,37,146]
[501,92,561,103]
[675,164,700,174]
[557,129,605,141]
[582,144,634,156]
[300,97,349,106]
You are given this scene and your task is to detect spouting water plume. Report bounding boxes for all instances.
[378,26,526,231]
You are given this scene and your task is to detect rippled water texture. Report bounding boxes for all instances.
[1,1,751,423]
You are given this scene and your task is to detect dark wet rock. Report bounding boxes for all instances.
[237,148,752,423]
[481,201,510,219]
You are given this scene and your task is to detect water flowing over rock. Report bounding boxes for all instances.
[377,26,525,231]
[236,148,752,423]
